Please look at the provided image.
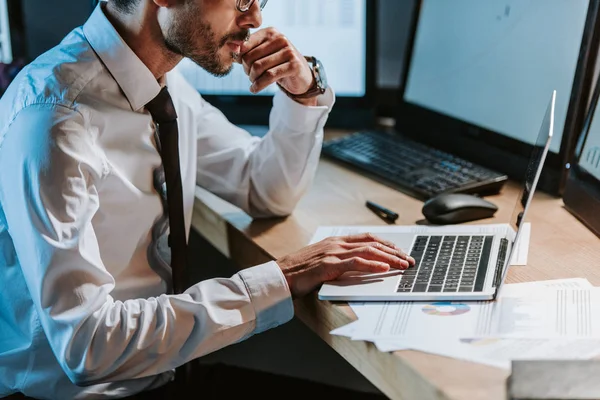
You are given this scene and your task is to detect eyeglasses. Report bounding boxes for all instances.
[236,0,269,12]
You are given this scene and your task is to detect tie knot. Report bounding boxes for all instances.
[146,87,178,123]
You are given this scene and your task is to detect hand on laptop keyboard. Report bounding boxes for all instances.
[276,233,416,298]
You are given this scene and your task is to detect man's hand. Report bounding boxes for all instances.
[240,28,317,106]
[276,233,416,299]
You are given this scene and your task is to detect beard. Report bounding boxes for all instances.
[164,10,250,77]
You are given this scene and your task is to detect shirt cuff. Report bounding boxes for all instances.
[272,87,336,133]
[238,261,294,334]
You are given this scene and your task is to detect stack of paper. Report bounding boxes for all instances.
[331,279,600,369]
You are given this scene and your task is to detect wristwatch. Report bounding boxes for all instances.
[278,56,328,99]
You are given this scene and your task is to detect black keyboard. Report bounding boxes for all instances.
[322,131,508,199]
[398,235,494,293]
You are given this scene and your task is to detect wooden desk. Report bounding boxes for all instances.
[191,131,600,400]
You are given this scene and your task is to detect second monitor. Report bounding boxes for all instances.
[177,0,375,128]
[323,0,600,199]
[397,0,600,194]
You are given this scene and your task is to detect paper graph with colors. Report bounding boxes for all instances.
[422,302,471,316]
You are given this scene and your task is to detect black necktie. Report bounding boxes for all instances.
[146,87,187,295]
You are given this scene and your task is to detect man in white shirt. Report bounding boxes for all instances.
[0,0,414,398]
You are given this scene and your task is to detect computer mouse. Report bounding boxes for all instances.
[422,193,498,225]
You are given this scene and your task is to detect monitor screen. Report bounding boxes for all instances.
[0,0,12,63]
[403,0,589,154]
[563,75,600,239]
[579,94,600,181]
[177,0,367,98]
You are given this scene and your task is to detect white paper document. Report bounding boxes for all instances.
[351,288,600,341]
[499,278,593,291]
[338,279,592,341]
[351,300,493,341]
[330,321,360,338]
[366,278,593,345]
[331,279,600,368]
[311,223,530,266]
[349,287,600,341]
[374,338,600,370]
[510,222,530,266]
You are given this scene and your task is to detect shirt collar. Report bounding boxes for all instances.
[83,1,161,111]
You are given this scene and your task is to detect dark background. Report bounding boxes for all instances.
[8,0,416,115]
[7,0,600,115]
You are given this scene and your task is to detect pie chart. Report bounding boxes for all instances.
[422,302,471,316]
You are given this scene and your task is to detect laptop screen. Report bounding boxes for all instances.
[509,92,555,240]
[492,91,554,293]
[403,0,588,155]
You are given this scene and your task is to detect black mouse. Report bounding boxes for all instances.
[422,193,498,225]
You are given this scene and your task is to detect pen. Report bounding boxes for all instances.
[366,200,399,223]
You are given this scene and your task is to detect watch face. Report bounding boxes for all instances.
[315,59,327,89]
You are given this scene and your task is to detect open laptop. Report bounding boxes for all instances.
[318,91,555,302]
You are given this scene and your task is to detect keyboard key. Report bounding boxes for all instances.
[412,284,428,292]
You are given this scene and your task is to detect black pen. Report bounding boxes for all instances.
[366,200,399,223]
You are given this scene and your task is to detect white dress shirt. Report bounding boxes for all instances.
[0,3,334,399]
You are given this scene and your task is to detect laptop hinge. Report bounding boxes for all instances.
[492,238,510,292]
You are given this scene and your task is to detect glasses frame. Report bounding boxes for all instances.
[236,0,268,12]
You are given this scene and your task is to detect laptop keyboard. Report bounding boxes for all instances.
[397,235,494,293]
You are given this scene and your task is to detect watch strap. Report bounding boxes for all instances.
[277,56,326,100]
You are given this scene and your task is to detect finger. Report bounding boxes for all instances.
[240,27,282,57]
[250,63,294,93]
[342,233,402,251]
[342,234,416,266]
[337,247,409,270]
[248,48,293,83]
[242,35,289,75]
[336,257,391,275]
[342,242,415,266]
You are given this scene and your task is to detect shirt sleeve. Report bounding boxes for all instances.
[0,104,294,386]
[193,84,336,217]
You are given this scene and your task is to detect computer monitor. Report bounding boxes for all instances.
[0,0,12,63]
[176,0,376,128]
[564,75,600,238]
[396,0,600,194]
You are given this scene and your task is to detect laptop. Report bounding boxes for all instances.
[318,91,556,302]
